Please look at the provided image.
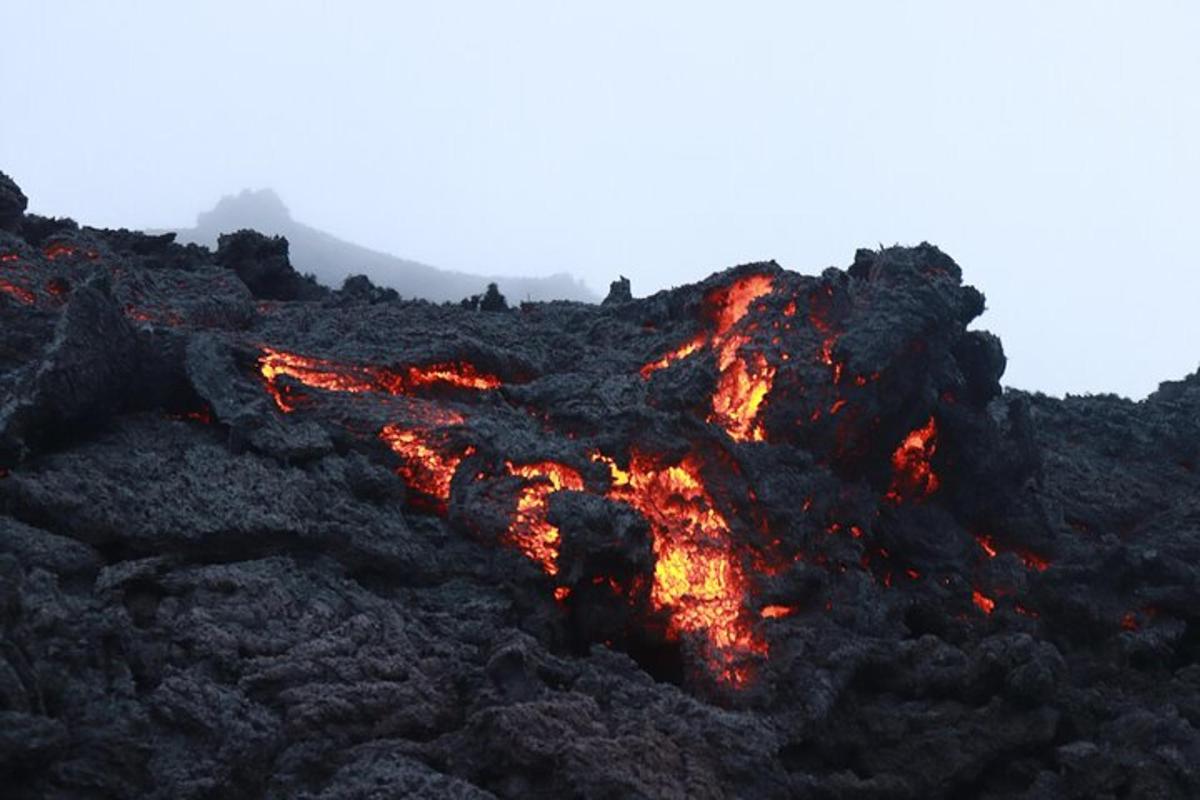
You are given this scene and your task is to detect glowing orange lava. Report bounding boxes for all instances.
[640,274,779,442]
[379,419,471,510]
[259,347,501,412]
[43,244,99,261]
[885,416,940,503]
[0,281,35,305]
[595,449,766,685]
[504,460,585,575]
[975,532,1050,572]
[709,350,776,442]
[760,605,795,619]
[972,589,996,615]
[976,533,999,559]
[640,333,706,379]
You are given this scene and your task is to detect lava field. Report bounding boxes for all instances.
[1,170,1199,798]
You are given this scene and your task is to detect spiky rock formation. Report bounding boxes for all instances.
[1,171,1198,798]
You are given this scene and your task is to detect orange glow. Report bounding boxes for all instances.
[597,449,766,684]
[709,350,776,442]
[554,586,571,602]
[1020,551,1050,572]
[168,406,213,425]
[0,253,20,262]
[42,244,99,261]
[1014,603,1039,619]
[0,280,35,305]
[379,421,471,510]
[640,333,706,379]
[639,274,779,442]
[972,590,995,615]
[504,460,585,575]
[711,274,775,337]
[975,532,1050,572]
[259,347,501,413]
[259,347,376,411]
[45,278,70,299]
[402,363,502,391]
[43,243,75,260]
[760,605,794,619]
[976,534,999,559]
[885,416,940,503]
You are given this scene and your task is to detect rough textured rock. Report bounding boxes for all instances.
[0,171,27,231]
[1,171,1198,798]
[216,229,328,302]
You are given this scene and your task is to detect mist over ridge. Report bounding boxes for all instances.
[172,188,598,303]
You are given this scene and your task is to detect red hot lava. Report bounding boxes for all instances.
[972,589,996,615]
[0,281,36,305]
[885,416,940,503]
[504,460,585,576]
[594,450,767,685]
[379,415,472,511]
[975,533,1050,572]
[641,274,779,442]
[258,347,501,412]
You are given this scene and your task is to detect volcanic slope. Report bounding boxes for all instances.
[1,171,1198,799]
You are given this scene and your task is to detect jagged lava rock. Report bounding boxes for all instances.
[0,171,1198,799]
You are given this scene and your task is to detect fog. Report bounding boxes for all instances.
[2,1,1197,398]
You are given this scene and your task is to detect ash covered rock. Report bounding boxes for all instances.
[1,171,1199,798]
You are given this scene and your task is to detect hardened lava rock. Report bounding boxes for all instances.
[1,170,1198,799]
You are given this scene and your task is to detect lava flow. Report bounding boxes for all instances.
[595,449,766,685]
[0,280,36,305]
[379,416,472,511]
[259,346,502,412]
[642,273,779,442]
[504,460,586,576]
[885,416,940,503]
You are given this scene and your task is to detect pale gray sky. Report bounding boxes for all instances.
[3,1,1197,398]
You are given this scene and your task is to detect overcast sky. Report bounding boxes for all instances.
[3,1,1197,398]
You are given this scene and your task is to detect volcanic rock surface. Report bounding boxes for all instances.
[1,170,1198,798]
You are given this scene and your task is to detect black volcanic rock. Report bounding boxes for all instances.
[0,171,27,231]
[1,171,1199,798]
[215,229,328,301]
[603,275,633,305]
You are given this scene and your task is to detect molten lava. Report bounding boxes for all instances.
[0,280,36,305]
[640,274,780,442]
[504,460,585,576]
[972,589,996,615]
[259,347,501,412]
[43,244,99,261]
[885,416,940,503]
[640,333,706,379]
[975,532,1050,572]
[709,350,776,442]
[259,347,377,411]
[595,449,766,685]
[379,419,472,510]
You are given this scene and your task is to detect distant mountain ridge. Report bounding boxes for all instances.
[172,189,598,303]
